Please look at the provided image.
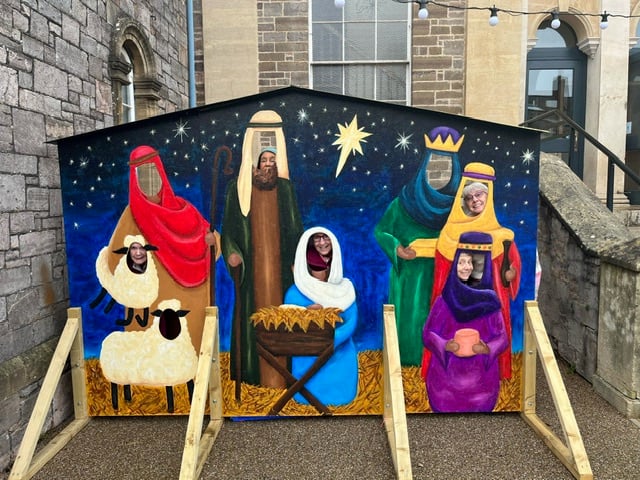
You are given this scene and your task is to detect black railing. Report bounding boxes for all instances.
[520,109,640,211]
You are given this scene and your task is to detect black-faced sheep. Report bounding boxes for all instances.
[90,234,159,327]
[99,299,198,413]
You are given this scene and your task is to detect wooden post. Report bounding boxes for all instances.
[382,304,412,480]
[9,307,90,480]
[179,306,224,480]
[520,301,593,480]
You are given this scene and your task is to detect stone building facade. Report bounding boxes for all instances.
[0,0,191,471]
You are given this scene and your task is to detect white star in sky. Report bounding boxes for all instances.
[173,120,191,143]
[395,132,413,152]
[521,149,536,165]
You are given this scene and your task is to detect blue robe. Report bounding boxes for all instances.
[284,286,359,406]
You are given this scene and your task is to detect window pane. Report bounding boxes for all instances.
[313,65,344,94]
[312,0,342,21]
[377,64,406,101]
[377,22,408,60]
[313,23,343,61]
[345,23,375,61]
[345,0,375,21]
[378,0,408,21]
[345,64,374,98]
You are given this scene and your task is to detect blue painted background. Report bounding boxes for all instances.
[56,87,540,360]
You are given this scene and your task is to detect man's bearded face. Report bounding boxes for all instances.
[252,162,278,190]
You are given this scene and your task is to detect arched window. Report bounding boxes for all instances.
[109,17,161,124]
[310,0,410,105]
[121,48,136,123]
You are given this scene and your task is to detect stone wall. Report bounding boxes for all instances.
[537,155,635,382]
[0,0,190,472]
[258,0,309,90]
[410,0,465,113]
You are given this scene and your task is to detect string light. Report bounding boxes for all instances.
[334,0,345,7]
[385,0,640,26]
[488,6,498,27]
[417,0,428,19]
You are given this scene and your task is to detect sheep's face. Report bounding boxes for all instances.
[152,308,190,340]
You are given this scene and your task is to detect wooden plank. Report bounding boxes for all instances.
[382,304,412,480]
[521,301,593,480]
[25,418,90,478]
[68,308,88,421]
[9,315,82,480]
[180,306,222,480]
[521,307,537,415]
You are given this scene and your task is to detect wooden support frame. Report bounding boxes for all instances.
[382,304,412,479]
[179,306,223,480]
[10,306,224,480]
[10,307,90,480]
[521,301,593,480]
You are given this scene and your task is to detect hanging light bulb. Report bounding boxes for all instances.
[334,0,345,7]
[550,11,561,29]
[488,7,499,26]
[417,0,429,19]
[600,12,609,30]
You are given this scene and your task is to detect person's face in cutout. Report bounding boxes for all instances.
[253,150,278,190]
[456,252,474,282]
[464,186,487,216]
[258,150,276,171]
[312,233,332,259]
[129,242,147,271]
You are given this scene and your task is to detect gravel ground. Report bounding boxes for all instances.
[6,357,639,480]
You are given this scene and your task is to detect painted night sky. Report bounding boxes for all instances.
[56,86,540,364]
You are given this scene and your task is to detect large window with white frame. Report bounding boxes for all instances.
[310,0,410,105]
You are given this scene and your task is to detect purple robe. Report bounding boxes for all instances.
[422,230,509,413]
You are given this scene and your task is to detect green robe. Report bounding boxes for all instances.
[221,178,303,385]
[374,198,439,366]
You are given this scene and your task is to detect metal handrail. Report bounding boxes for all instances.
[520,109,640,211]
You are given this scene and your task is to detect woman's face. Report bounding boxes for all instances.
[456,252,474,281]
[312,233,332,258]
[464,188,487,216]
[129,242,147,266]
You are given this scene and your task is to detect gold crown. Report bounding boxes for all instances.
[424,133,465,152]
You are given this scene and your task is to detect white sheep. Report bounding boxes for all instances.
[99,299,198,412]
[91,234,160,327]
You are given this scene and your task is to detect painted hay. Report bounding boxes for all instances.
[250,305,343,332]
[83,351,522,416]
[85,358,193,416]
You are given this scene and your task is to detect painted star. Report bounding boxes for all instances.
[173,120,191,143]
[395,132,413,153]
[522,149,536,165]
[332,115,372,177]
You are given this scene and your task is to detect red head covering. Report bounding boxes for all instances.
[128,145,210,287]
[307,245,330,271]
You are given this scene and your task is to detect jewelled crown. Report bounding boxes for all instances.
[424,126,464,152]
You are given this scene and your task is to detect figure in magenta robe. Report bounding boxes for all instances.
[423,231,508,413]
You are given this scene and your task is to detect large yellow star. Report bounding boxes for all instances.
[332,114,372,177]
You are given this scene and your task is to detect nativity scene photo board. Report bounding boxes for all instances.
[55,86,540,417]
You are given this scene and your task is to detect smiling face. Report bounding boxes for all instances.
[464,188,487,216]
[312,233,332,259]
[129,242,147,266]
[456,252,474,281]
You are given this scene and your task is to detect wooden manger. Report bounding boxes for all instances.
[251,306,343,415]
